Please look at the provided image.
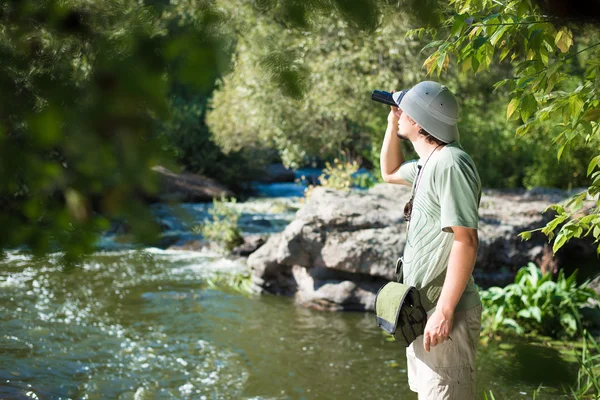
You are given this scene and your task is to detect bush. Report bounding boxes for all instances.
[480,263,598,339]
[198,196,243,252]
[319,157,360,191]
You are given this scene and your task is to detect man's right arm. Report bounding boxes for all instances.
[380,107,410,186]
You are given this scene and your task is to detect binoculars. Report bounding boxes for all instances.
[371,90,407,107]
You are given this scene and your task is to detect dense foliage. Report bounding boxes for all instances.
[480,263,598,338]
[0,0,230,260]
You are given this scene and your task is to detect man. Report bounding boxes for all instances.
[379,81,482,399]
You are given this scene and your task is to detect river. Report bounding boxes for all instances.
[0,182,577,399]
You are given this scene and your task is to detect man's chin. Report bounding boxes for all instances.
[396,132,409,140]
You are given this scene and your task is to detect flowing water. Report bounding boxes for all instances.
[0,184,579,399]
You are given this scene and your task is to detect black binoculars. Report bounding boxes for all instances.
[371,90,407,107]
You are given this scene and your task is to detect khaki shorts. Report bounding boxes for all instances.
[406,304,482,400]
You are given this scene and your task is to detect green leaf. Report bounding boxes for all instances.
[555,27,573,53]
[507,97,519,120]
[553,232,569,253]
[519,231,532,241]
[473,36,488,49]
[520,94,537,121]
[471,55,480,73]
[499,46,510,62]
[582,108,600,122]
[490,25,510,46]
[570,96,585,118]
[420,40,445,53]
[516,123,531,137]
[560,313,577,333]
[451,17,465,37]
[531,306,542,323]
[557,144,566,161]
[538,46,549,66]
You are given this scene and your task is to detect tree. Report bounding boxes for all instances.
[0,0,230,262]
[410,0,600,253]
[207,1,446,169]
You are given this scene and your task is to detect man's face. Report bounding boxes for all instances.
[396,109,415,141]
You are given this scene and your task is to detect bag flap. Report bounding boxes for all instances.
[375,282,413,334]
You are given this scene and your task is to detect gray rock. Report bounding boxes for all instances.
[231,235,267,257]
[248,186,410,309]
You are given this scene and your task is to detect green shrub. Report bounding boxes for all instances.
[198,196,243,252]
[319,157,360,191]
[352,172,378,189]
[480,263,598,339]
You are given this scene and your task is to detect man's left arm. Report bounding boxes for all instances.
[423,226,478,352]
[423,160,481,352]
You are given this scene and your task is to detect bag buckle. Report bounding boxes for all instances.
[395,257,404,283]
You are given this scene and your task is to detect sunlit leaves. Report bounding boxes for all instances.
[555,26,573,53]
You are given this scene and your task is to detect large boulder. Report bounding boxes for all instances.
[151,166,233,203]
[248,184,595,311]
[248,185,410,310]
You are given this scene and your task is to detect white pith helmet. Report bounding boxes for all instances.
[392,81,460,143]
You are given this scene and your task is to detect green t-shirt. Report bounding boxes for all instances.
[399,142,481,312]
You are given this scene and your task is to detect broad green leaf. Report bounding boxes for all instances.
[499,45,510,62]
[473,36,488,49]
[502,318,524,334]
[570,96,585,118]
[420,40,445,53]
[582,108,600,122]
[471,55,480,73]
[553,232,569,253]
[538,46,549,66]
[461,56,472,73]
[560,313,577,333]
[451,17,464,37]
[530,306,542,323]
[520,94,537,122]
[490,25,509,46]
[516,124,531,137]
[588,156,600,177]
[555,26,573,53]
[518,308,531,319]
[506,97,519,120]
